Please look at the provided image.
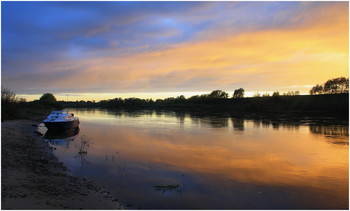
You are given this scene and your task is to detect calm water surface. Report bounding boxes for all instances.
[40,109,348,209]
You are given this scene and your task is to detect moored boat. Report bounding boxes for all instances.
[43,110,79,130]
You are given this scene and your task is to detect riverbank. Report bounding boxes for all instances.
[1,118,124,209]
[64,93,349,116]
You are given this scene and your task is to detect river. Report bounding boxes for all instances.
[39,108,349,209]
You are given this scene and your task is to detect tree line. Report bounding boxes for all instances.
[1,90,63,120]
[2,77,348,117]
[310,77,348,95]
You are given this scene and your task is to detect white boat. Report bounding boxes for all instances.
[43,110,79,130]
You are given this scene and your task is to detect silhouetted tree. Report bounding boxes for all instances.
[147,98,154,104]
[40,93,57,103]
[233,88,244,98]
[208,90,229,99]
[310,84,323,95]
[323,77,349,94]
[176,95,186,100]
[253,92,261,97]
[310,77,349,95]
[1,87,17,104]
[283,91,300,96]
[39,93,62,108]
[272,91,280,97]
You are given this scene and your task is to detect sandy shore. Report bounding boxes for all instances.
[1,119,124,209]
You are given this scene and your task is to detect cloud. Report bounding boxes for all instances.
[2,2,348,97]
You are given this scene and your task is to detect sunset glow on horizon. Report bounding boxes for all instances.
[2,1,348,101]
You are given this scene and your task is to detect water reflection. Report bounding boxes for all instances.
[252,119,301,131]
[43,127,80,148]
[49,109,348,209]
[310,125,349,145]
[193,116,229,128]
[100,109,348,135]
[232,118,244,131]
[74,135,90,169]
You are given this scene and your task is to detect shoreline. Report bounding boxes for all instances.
[64,93,349,116]
[1,119,124,209]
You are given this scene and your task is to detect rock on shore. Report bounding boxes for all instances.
[1,120,123,209]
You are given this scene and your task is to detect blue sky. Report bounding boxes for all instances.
[1,1,348,101]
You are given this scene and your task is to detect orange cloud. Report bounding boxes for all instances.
[32,2,348,97]
[94,5,342,90]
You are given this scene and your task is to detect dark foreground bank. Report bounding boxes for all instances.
[1,119,123,209]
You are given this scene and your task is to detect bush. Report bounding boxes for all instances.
[39,93,62,108]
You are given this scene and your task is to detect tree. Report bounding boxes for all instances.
[1,87,17,104]
[309,77,349,95]
[39,93,57,103]
[253,92,261,97]
[233,88,244,98]
[283,91,300,96]
[310,84,323,95]
[323,77,349,94]
[39,93,61,108]
[262,93,270,97]
[272,91,280,97]
[176,95,186,101]
[208,90,229,99]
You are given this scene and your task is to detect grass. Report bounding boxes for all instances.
[1,100,62,121]
[153,184,181,190]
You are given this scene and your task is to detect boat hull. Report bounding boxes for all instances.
[44,120,79,130]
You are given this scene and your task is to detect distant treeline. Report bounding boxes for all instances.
[61,77,349,115]
[2,77,349,120]
[62,93,348,115]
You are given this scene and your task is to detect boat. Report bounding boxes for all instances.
[43,110,79,130]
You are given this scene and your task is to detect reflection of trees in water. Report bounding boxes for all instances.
[272,122,280,130]
[190,116,228,128]
[107,109,154,118]
[205,116,228,128]
[261,119,270,128]
[104,110,348,139]
[175,111,186,125]
[231,118,244,131]
[74,135,90,169]
[187,116,227,128]
[253,120,261,128]
[155,110,163,117]
[252,119,300,131]
[310,125,348,136]
[309,125,349,145]
[280,123,300,131]
[183,113,306,131]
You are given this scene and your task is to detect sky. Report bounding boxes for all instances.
[1,1,349,101]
